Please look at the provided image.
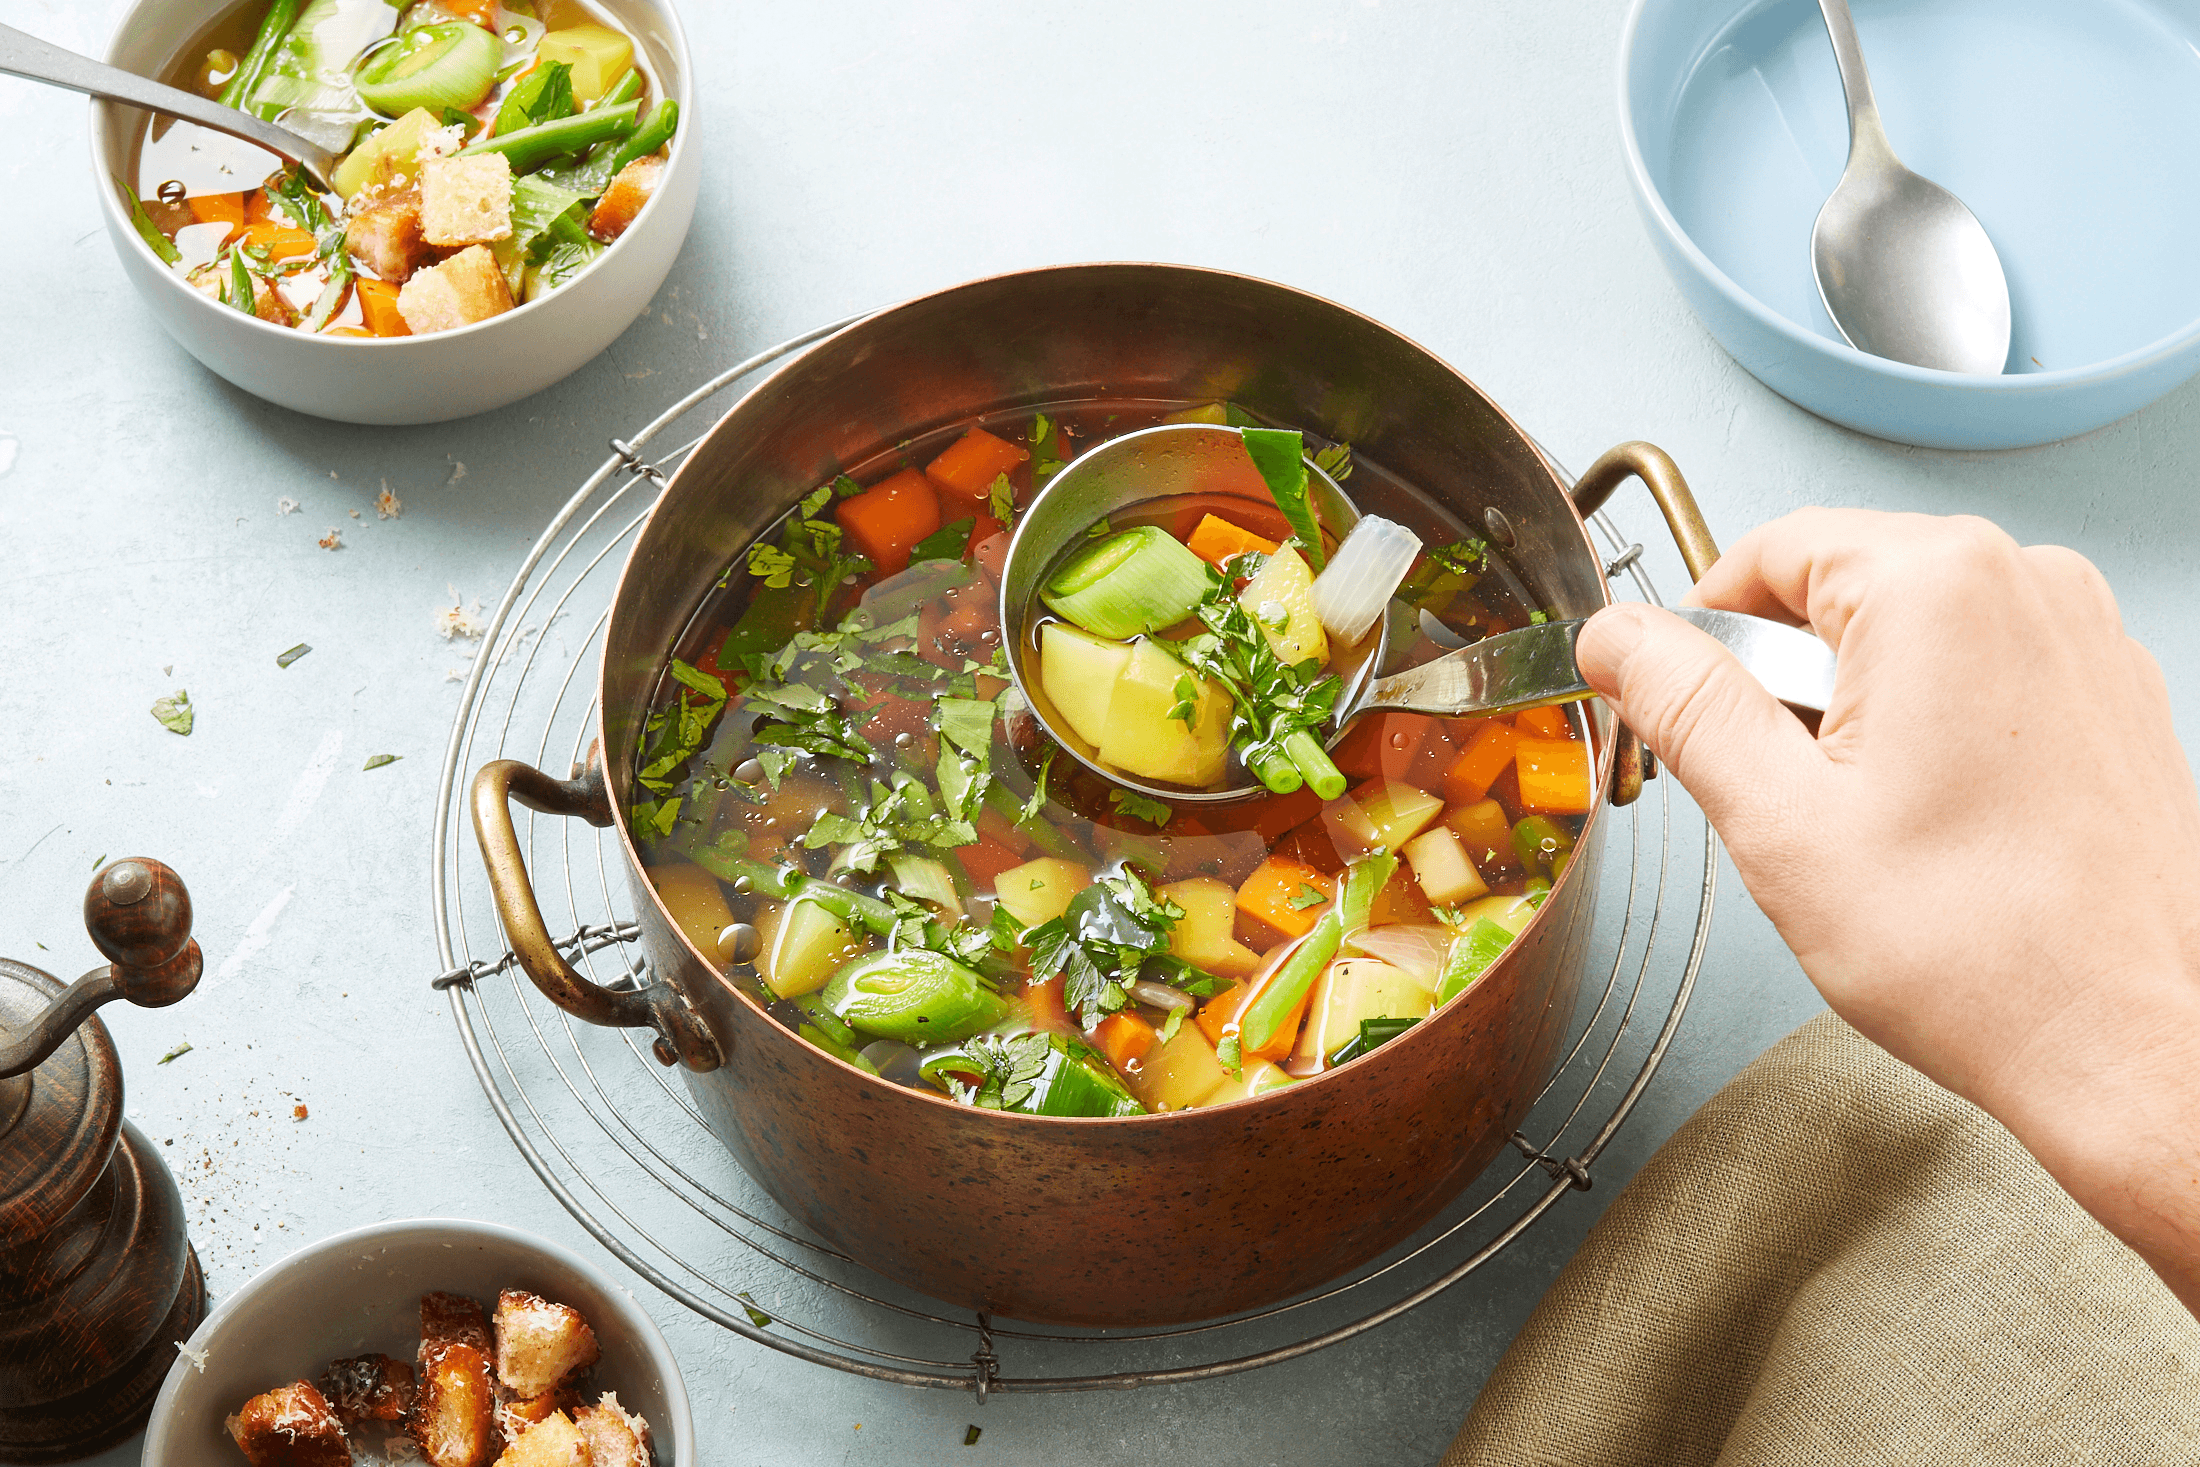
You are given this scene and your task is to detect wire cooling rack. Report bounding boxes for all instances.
[427,322,1720,1395]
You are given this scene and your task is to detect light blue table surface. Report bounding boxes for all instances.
[2,2,2196,1463]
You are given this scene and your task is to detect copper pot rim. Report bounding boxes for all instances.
[596,261,1622,1122]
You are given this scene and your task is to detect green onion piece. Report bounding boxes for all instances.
[1327,1015,1420,1067]
[492,57,574,137]
[822,950,1006,1046]
[1241,428,1325,571]
[1238,913,1343,1055]
[1337,853,1398,934]
[606,98,678,174]
[1281,727,1345,800]
[457,99,639,173]
[1511,814,1576,875]
[1436,918,1514,1004]
[1041,525,1211,641]
[114,178,180,265]
[1244,743,1303,795]
[354,22,502,115]
[218,0,301,111]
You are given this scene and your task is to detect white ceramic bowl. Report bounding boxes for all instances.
[142,1218,694,1467]
[90,0,698,424]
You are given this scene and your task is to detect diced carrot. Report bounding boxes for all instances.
[1515,736,1595,815]
[1442,721,1519,805]
[975,806,1032,856]
[322,326,374,338]
[1025,976,1067,1031]
[970,530,1010,584]
[355,279,411,337]
[1184,514,1281,568]
[834,468,940,576]
[1195,959,1312,1062]
[1196,983,1244,1049]
[243,220,317,261]
[1330,713,1433,783]
[443,0,499,23]
[1095,1012,1157,1071]
[925,427,1029,501]
[955,834,1028,889]
[186,192,246,243]
[1235,857,1337,940]
[1516,704,1577,740]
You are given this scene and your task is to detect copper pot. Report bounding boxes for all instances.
[471,264,1719,1328]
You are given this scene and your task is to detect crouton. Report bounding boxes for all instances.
[420,153,513,247]
[317,1353,415,1426]
[396,245,515,334]
[588,154,663,242]
[189,264,298,326]
[225,1381,352,1467]
[412,1342,499,1467]
[493,1289,600,1398]
[492,1411,590,1467]
[343,189,433,283]
[421,1292,494,1353]
[573,1394,652,1467]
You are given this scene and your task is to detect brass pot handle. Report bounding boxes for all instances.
[1566,441,1726,807]
[470,758,722,1073]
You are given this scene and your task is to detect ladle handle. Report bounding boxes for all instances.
[0,859,201,1080]
[471,757,722,1073]
[0,22,338,186]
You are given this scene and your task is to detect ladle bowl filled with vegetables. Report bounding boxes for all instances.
[89,0,697,423]
[472,263,1735,1328]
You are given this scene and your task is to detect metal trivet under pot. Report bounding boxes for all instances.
[427,323,1719,1396]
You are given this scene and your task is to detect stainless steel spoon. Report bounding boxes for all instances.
[1809,0,2011,374]
[999,424,1837,805]
[0,22,339,189]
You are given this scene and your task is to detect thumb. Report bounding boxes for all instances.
[1575,604,1824,838]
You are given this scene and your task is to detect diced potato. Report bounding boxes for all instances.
[757,896,865,999]
[1444,798,1516,874]
[1321,779,1445,857]
[1401,826,1489,906]
[1123,1020,1229,1112]
[647,864,732,961]
[332,107,446,199]
[1200,1058,1298,1105]
[1039,622,1132,747]
[1208,940,1264,981]
[1293,958,1432,1067]
[1159,877,1236,968]
[1238,546,1327,667]
[1098,640,1231,788]
[536,24,634,103]
[993,857,1091,928]
[1452,890,1542,938]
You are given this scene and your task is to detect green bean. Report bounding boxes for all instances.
[1246,743,1303,795]
[457,100,638,173]
[217,0,299,112]
[1238,913,1343,1055]
[1282,728,1345,800]
[607,99,678,174]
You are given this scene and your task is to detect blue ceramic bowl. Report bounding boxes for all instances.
[1620,0,2200,449]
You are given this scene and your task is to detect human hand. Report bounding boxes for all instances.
[1576,508,2200,1309]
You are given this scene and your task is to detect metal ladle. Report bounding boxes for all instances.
[1809,0,2011,374]
[999,423,1837,806]
[0,22,340,188]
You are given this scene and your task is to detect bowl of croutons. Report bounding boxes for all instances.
[89,0,698,424]
[142,1217,693,1467]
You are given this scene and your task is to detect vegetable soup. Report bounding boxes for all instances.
[630,402,1594,1116]
[125,0,677,337]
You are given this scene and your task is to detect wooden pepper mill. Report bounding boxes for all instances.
[0,859,208,1463]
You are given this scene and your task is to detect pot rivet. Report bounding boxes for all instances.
[1483,507,1517,548]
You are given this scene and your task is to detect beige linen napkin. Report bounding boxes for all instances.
[1445,1012,2200,1465]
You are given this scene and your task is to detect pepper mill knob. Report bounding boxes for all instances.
[84,858,200,1009]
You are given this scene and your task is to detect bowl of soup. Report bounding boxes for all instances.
[90,0,697,423]
[471,262,1709,1327]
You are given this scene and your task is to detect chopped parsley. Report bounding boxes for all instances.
[1107,788,1173,828]
[910,516,976,565]
[151,690,194,737]
[1020,868,1193,1027]
[362,754,401,770]
[1287,882,1327,911]
[986,473,1015,527]
[1175,572,1343,788]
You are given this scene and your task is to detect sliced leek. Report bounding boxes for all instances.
[353,22,501,115]
[1041,525,1211,641]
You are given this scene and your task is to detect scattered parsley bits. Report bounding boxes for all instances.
[738,1293,773,1329]
[158,1042,192,1064]
[1527,609,1550,625]
[276,643,311,668]
[363,754,401,770]
[965,1426,983,1446]
[1287,882,1328,911]
[151,689,194,736]
[1312,441,1354,481]
[1107,788,1173,828]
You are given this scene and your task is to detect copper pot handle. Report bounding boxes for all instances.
[1566,441,1726,807]
[470,758,722,1073]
